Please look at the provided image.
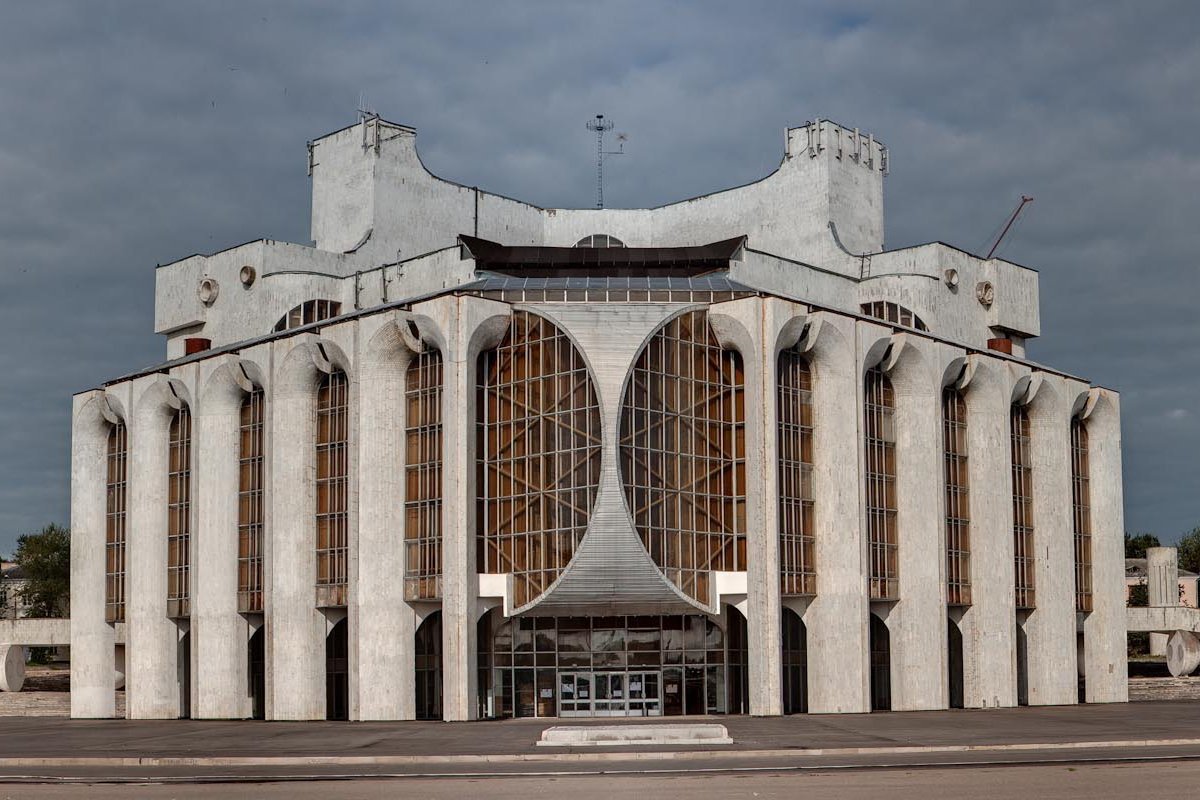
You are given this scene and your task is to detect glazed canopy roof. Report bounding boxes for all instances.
[458,235,746,277]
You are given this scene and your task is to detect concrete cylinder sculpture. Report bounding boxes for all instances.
[1167,630,1200,678]
[1148,547,1179,656]
[0,645,26,693]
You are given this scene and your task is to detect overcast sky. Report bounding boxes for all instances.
[0,1,1197,555]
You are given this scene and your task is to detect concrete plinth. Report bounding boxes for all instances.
[537,724,732,747]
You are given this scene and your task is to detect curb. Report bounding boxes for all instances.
[2,738,1200,768]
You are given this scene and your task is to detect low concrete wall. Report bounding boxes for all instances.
[1128,677,1200,702]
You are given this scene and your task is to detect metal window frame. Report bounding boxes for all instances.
[943,388,971,607]
[104,421,128,624]
[315,371,349,608]
[1011,405,1035,610]
[166,406,192,619]
[1071,419,1093,613]
[404,349,444,601]
[237,389,265,613]
[864,367,898,601]
[778,350,815,597]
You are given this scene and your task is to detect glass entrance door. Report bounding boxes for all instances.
[558,671,661,717]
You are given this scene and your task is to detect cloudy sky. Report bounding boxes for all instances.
[0,1,1197,555]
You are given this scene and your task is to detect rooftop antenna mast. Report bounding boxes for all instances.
[586,114,626,208]
[985,195,1034,259]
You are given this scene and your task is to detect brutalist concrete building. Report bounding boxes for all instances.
[70,116,1127,721]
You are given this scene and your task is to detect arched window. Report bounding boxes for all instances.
[1071,419,1092,612]
[620,310,746,605]
[167,406,192,619]
[405,349,443,601]
[237,388,265,613]
[477,311,602,609]
[316,371,349,607]
[778,351,815,596]
[864,367,897,600]
[1011,404,1035,610]
[573,234,625,248]
[861,301,928,332]
[274,299,342,333]
[105,420,128,624]
[943,388,970,606]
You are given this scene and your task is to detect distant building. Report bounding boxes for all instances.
[0,562,31,620]
[71,115,1127,721]
[1126,558,1199,608]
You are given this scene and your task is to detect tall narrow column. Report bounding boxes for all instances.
[267,336,330,719]
[1024,376,1078,705]
[711,297,808,716]
[958,358,1018,708]
[1147,546,1177,655]
[354,313,420,720]
[886,336,948,711]
[69,391,118,718]
[804,314,870,713]
[1083,390,1128,702]
[126,375,186,718]
[191,358,252,719]
[412,296,509,721]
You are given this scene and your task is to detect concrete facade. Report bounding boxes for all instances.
[71,115,1127,720]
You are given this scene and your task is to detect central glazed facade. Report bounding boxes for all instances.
[70,115,1128,721]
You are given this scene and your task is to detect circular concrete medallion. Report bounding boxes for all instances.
[0,645,25,693]
[1166,630,1200,677]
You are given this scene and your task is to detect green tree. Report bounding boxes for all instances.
[1179,527,1200,575]
[13,524,70,618]
[1125,532,1161,559]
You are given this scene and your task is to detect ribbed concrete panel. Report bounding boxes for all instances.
[519,304,703,616]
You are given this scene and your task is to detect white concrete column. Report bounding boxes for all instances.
[1024,375,1078,705]
[191,358,255,719]
[266,335,339,719]
[957,357,1018,708]
[352,313,422,720]
[710,297,809,717]
[804,314,870,713]
[884,335,948,711]
[412,296,509,721]
[1083,390,1128,702]
[126,375,187,718]
[69,391,118,718]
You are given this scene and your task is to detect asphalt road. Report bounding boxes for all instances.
[1,760,1197,799]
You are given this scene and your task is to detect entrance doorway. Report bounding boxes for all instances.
[947,617,964,709]
[248,627,265,720]
[415,612,442,720]
[559,671,661,717]
[869,613,891,711]
[325,619,348,720]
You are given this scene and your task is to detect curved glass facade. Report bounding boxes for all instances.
[619,310,746,605]
[477,311,602,609]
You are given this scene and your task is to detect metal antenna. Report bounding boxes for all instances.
[986,195,1034,259]
[585,114,625,208]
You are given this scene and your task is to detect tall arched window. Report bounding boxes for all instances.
[105,420,128,624]
[778,351,815,596]
[620,310,746,605]
[478,311,602,609]
[943,388,970,606]
[1071,419,1092,612]
[316,371,349,608]
[237,389,265,613]
[167,406,192,619]
[864,367,897,601]
[1011,405,1035,610]
[405,349,443,601]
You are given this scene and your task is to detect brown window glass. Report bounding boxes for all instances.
[943,388,970,606]
[778,350,815,596]
[478,311,602,609]
[620,310,746,605]
[316,371,349,607]
[860,301,929,332]
[1071,419,1092,612]
[105,421,128,624]
[864,367,897,600]
[273,299,342,333]
[405,349,443,601]
[167,406,192,619]
[238,389,265,613]
[1011,405,1035,610]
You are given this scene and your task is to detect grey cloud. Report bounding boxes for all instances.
[1,0,1197,552]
